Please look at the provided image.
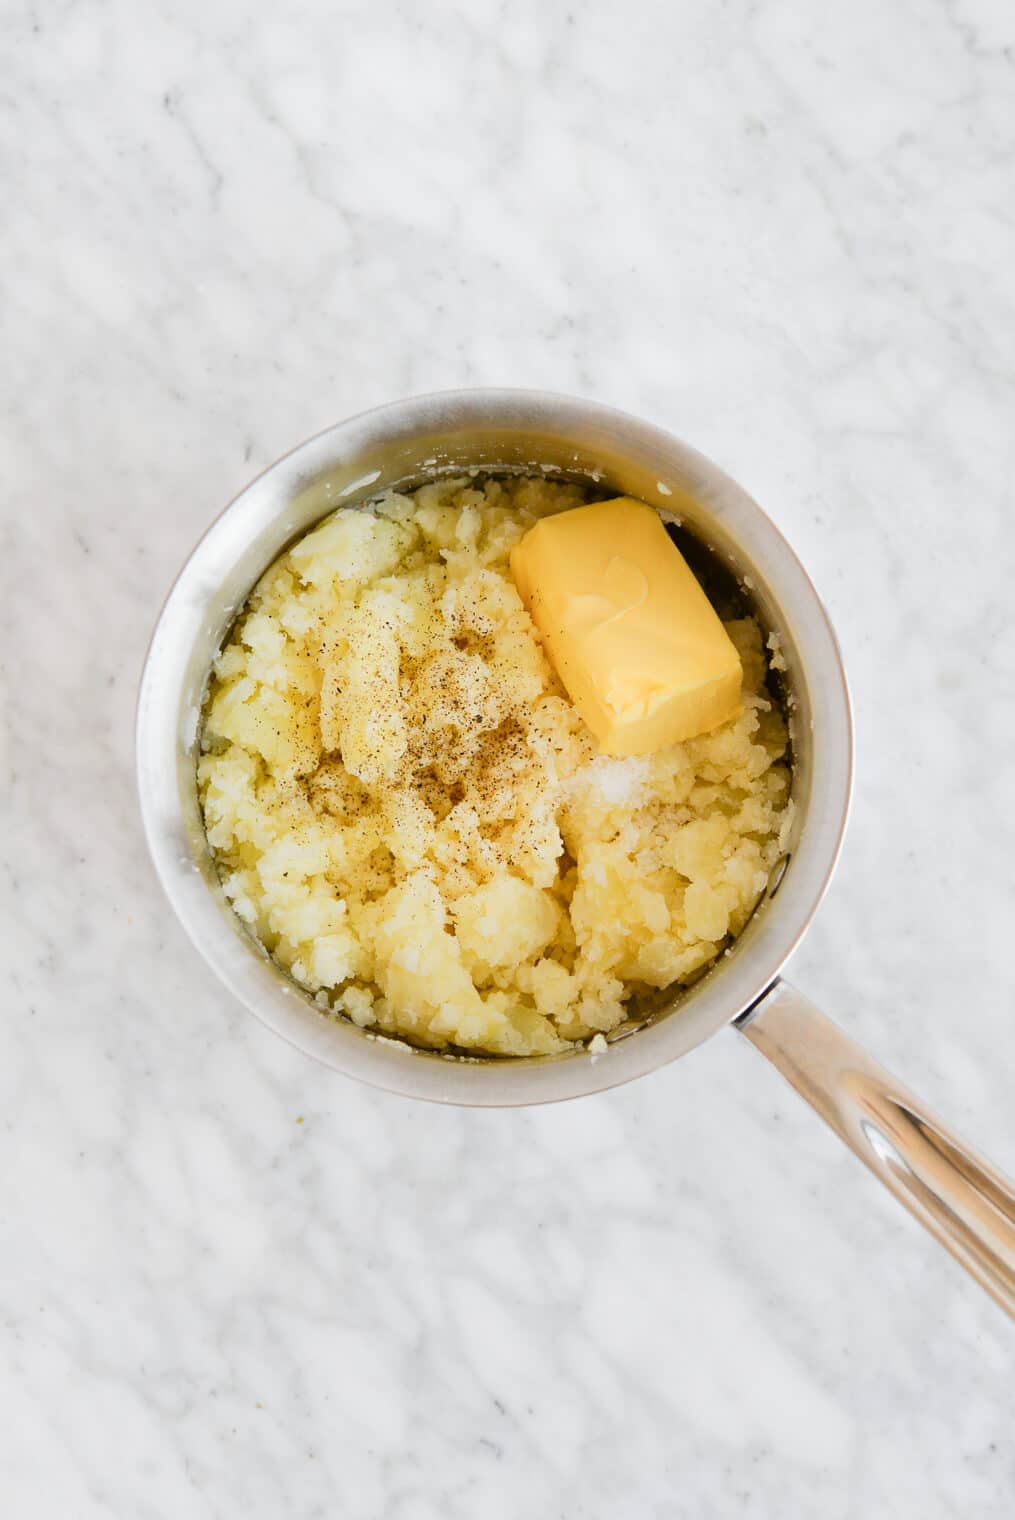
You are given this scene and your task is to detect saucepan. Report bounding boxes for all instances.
[136,390,1015,1316]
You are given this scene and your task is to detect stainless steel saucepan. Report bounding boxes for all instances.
[136,390,1015,1317]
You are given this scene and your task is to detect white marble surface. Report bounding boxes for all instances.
[3,0,1014,1513]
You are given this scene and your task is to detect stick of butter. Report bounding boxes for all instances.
[510,496,742,756]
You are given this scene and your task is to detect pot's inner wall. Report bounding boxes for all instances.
[178,418,813,1058]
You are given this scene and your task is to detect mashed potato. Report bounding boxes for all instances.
[198,477,792,1056]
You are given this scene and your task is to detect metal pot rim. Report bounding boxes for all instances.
[135,388,853,1105]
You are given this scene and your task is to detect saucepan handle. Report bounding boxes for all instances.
[737,980,1015,1319]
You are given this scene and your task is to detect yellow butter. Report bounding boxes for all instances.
[510,497,742,755]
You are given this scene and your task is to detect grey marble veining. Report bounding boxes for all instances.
[2,1,1013,1515]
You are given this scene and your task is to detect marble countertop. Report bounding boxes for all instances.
[3,1,1013,1514]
